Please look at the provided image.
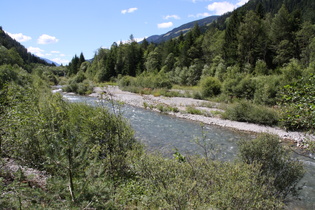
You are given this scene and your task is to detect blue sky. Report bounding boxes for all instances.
[1,0,248,65]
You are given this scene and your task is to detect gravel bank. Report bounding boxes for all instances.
[90,86,314,145]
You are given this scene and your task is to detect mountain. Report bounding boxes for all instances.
[145,15,219,44]
[0,26,51,67]
[41,57,60,66]
[214,0,315,30]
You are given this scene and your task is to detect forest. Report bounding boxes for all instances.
[64,1,315,131]
[0,0,314,208]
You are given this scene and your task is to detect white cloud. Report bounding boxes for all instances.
[189,12,211,18]
[157,22,173,29]
[206,0,249,15]
[117,36,147,44]
[207,1,235,15]
[60,53,66,57]
[27,46,45,57]
[236,0,249,7]
[121,7,138,14]
[37,34,59,44]
[51,50,60,54]
[6,32,31,42]
[164,15,180,20]
[51,58,69,65]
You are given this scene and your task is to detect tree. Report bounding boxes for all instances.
[223,10,243,65]
[270,4,298,66]
[237,11,267,66]
[68,55,80,76]
[202,28,224,64]
[79,52,85,64]
[145,48,161,72]
[200,76,221,98]
[296,21,315,66]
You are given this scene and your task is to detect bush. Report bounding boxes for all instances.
[199,76,221,98]
[253,75,281,105]
[186,106,203,115]
[238,134,305,199]
[118,75,135,87]
[278,74,315,131]
[123,154,284,209]
[223,100,279,126]
[119,73,172,90]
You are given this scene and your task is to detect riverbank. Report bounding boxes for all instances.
[89,86,313,146]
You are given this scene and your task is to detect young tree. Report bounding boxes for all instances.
[270,4,298,66]
[237,11,267,66]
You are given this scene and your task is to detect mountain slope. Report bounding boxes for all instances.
[145,15,219,44]
[41,57,60,66]
[0,26,51,67]
[214,0,315,30]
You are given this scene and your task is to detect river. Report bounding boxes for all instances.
[61,92,315,209]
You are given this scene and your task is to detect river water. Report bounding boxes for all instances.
[62,92,315,209]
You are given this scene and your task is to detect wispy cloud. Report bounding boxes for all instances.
[207,1,235,15]
[206,0,249,15]
[163,15,180,20]
[121,7,138,14]
[116,36,147,45]
[236,0,249,7]
[189,12,211,18]
[51,58,69,65]
[51,50,60,54]
[6,32,31,42]
[37,34,59,44]
[27,46,45,57]
[157,22,173,29]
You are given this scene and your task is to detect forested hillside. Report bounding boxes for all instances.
[145,15,219,44]
[0,27,54,71]
[69,0,315,83]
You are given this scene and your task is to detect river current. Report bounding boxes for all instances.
[61,92,315,209]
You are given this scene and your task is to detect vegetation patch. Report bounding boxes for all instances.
[223,100,279,126]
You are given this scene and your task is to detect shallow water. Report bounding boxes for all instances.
[62,92,315,209]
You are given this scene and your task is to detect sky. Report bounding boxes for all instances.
[1,0,249,65]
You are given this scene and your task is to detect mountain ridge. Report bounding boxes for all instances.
[145,15,219,44]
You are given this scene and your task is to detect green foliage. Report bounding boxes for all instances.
[253,75,281,105]
[124,154,284,209]
[199,76,221,98]
[186,106,203,115]
[278,74,315,131]
[223,100,279,126]
[254,59,269,75]
[63,71,94,95]
[119,71,172,90]
[238,134,305,199]
[0,64,305,209]
[222,67,256,100]
[1,76,138,206]
[0,27,52,67]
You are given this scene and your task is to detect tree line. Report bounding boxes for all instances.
[68,3,315,93]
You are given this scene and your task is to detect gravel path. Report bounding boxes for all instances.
[90,86,314,145]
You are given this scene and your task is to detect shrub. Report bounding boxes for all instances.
[223,100,279,126]
[238,134,305,199]
[186,106,203,115]
[199,76,221,98]
[118,75,135,87]
[253,75,281,105]
[124,154,284,209]
[278,74,315,131]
